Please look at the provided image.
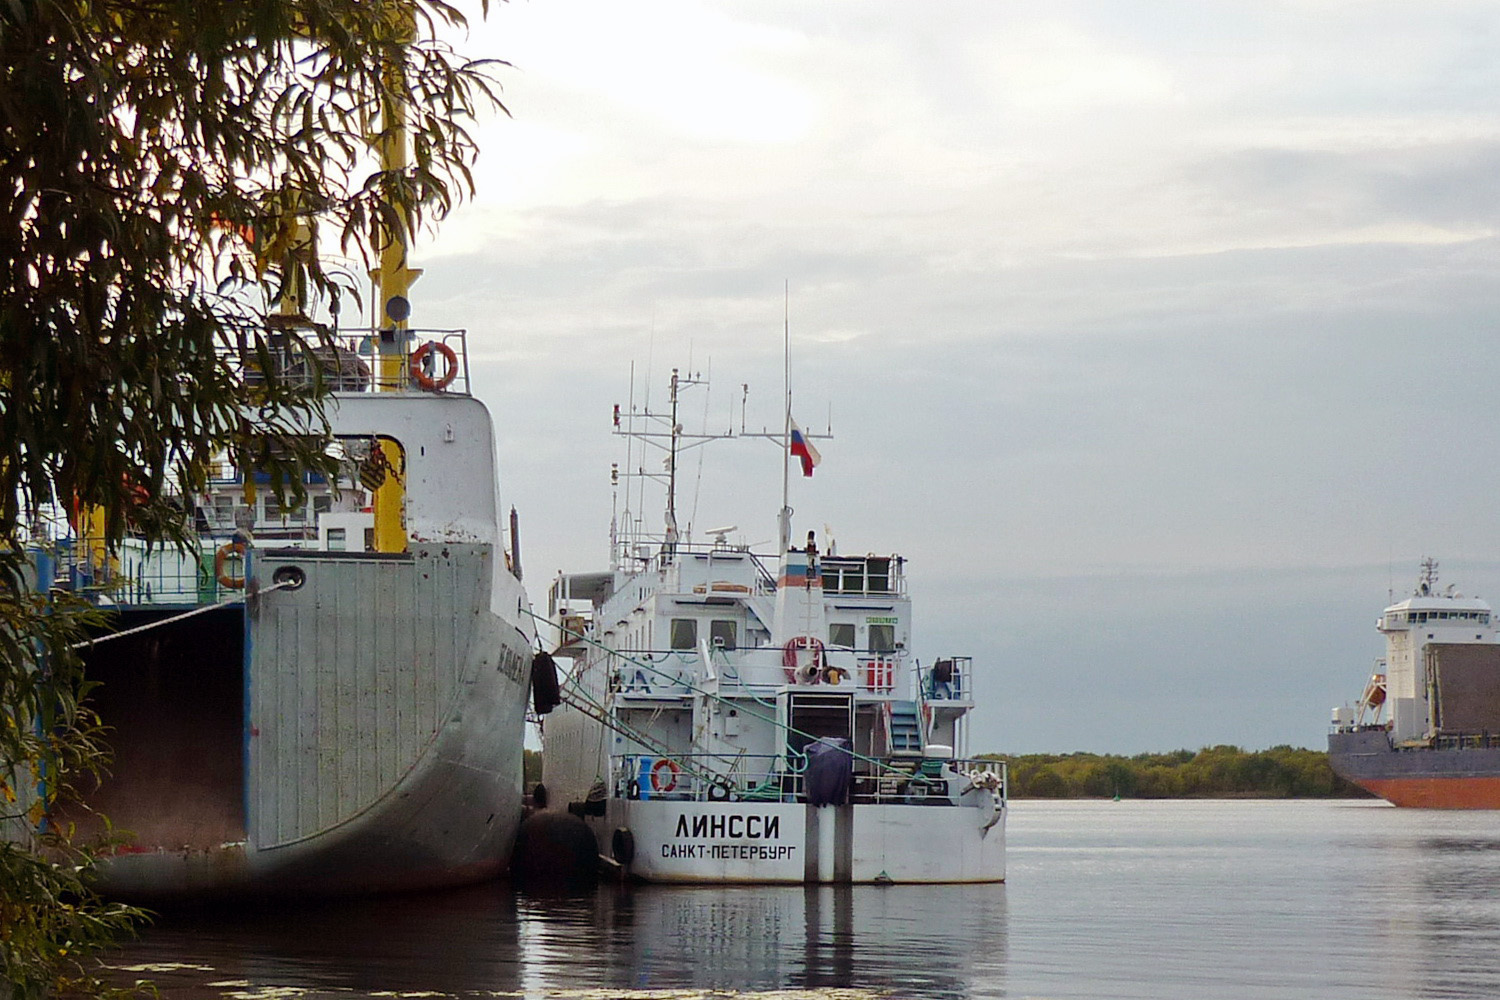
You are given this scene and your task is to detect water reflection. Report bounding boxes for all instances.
[107,881,1009,1000]
[513,883,1007,997]
[1362,816,1500,1000]
[109,884,522,999]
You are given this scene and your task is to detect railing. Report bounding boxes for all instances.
[1432,732,1500,751]
[245,328,471,396]
[51,538,227,607]
[821,556,906,596]
[608,645,920,696]
[611,752,1006,807]
[920,656,972,702]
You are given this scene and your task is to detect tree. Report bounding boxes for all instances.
[0,2,502,995]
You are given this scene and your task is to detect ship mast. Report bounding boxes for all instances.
[778,286,792,555]
[372,3,422,390]
[366,4,420,554]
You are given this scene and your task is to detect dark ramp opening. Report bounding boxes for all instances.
[70,605,246,850]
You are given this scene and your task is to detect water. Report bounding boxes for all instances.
[103,800,1500,999]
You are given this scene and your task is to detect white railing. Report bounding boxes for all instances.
[611,751,1006,806]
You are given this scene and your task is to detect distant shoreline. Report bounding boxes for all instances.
[984,746,1370,799]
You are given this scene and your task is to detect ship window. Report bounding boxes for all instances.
[313,495,333,514]
[829,623,856,647]
[828,563,861,594]
[327,527,346,551]
[670,618,697,650]
[869,624,896,653]
[710,619,737,650]
[867,557,891,593]
[272,496,305,522]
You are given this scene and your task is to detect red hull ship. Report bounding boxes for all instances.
[1329,561,1500,809]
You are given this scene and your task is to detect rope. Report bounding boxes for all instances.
[71,578,296,649]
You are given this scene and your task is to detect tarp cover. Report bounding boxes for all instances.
[1430,643,1500,733]
[805,737,852,807]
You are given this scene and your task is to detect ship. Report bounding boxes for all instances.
[1328,559,1500,808]
[537,368,1006,883]
[35,53,534,899]
[51,332,535,899]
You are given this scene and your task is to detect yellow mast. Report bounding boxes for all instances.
[368,1,419,553]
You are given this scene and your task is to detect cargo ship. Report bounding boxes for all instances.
[537,368,1006,883]
[1328,560,1500,808]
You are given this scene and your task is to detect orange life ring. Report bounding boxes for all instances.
[650,758,680,794]
[783,635,825,683]
[409,341,459,391]
[215,541,246,589]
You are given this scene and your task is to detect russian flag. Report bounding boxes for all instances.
[789,418,822,477]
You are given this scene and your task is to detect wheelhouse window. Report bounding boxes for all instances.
[670,618,698,650]
[710,619,737,650]
[829,623,856,647]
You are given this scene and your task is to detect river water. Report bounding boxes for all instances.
[102,799,1500,999]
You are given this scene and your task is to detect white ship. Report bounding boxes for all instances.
[54,330,535,900]
[539,369,1005,884]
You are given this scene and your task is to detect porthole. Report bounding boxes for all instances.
[272,566,307,591]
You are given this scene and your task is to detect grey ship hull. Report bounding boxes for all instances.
[86,543,531,899]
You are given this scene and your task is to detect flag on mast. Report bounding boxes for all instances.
[789,418,822,477]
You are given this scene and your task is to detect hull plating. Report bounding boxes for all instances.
[593,798,1006,885]
[1329,730,1500,809]
[92,543,531,899]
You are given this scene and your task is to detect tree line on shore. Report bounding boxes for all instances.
[527,745,1367,799]
[985,745,1369,799]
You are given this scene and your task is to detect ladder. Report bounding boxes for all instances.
[887,700,924,754]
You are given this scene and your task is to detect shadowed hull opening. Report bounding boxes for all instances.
[70,606,246,851]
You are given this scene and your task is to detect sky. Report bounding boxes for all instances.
[400,1,1500,754]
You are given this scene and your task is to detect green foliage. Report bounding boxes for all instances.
[0,2,505,996]
[988,746,1370,799]
[1,0,504,545]
[0,569,146,1000]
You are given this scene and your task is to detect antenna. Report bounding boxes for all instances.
[779,281,791,555]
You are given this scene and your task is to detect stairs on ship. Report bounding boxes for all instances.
[888,700,923,753]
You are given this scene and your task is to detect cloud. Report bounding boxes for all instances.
[413,1,1500,752]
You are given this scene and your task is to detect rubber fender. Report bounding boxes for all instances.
[612,827,636,867]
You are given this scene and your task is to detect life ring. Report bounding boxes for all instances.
[409,341,458,391]
[214,541,246,589]
[782,635,825,683]
[650,758,680,794]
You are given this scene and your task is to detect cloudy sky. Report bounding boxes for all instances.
[406,1,1500,753]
